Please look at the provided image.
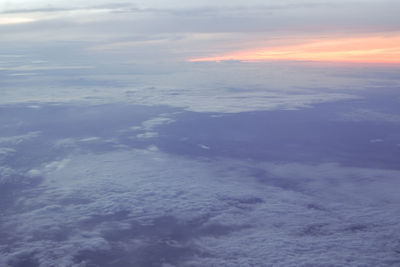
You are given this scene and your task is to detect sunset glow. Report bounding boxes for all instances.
[189,36,400,64]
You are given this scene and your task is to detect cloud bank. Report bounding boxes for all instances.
[2,149,400,266]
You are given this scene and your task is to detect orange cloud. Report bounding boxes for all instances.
[189,35,400,64]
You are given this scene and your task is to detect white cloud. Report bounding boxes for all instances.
[135,116,175,131]
[136,132,158,139]
[26,158,71,178]
[42,159,70,172]
[26,168,42,177]
[147,145,159,151]
[27,104,41,108]
[8,72,38,76]
[129,115,175,138]
[79,136,100,142]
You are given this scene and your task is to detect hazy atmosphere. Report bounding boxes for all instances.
[1,1,400,266]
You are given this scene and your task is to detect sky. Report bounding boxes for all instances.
[2,1,400,266]
[1,0,400,113]
[1,0,400,64]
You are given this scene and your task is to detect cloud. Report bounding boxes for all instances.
[0,65,94,71]
[189,36,400,64]
[53,138,78,148]
[370,138,384,143]
[339,108,400,123]
[0,131,41,145]
[147,145,159,151]
[129,115,175,138]
[0,166,17,184]
[2,149,400,266]
[198,144,210,150]
[79,137,100,142]
[1,0,399,54]
[26,159,71,178]
[0,4,129,15]
[0,147,16,156]
[1,1,399,265]
[140,117,176,130]
[0,61,362,113]
[0,1,330,16]
[125,86,357,113]
[42,159,70,172]
[0,17,36,25]
[1,0,398,114]
[8,72,38,76]
[136,132,159,139]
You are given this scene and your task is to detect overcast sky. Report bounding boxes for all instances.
[1,0,400,112]
[1,0,399,64]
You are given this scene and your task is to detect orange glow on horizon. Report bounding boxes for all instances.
[189,36,400,64]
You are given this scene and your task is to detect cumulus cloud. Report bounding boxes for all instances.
[25,159,70,179]
[2,149,400,266]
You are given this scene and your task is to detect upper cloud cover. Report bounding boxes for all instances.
[1,0,399,113]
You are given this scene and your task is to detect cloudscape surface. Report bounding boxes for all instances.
[1,0,400,266]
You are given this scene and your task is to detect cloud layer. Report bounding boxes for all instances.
[2,149,400,266]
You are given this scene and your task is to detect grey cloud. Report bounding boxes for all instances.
[0,147,16,155]
[339,108,400,123]
[0,1,333,15]
[0,2,135,14]
[133,116,176,131]
[2,149,400,266]
[0,166,17,182]
[1,1,399,42]
[0,131,41,145]
[0,0,399,81]
[0,60,363,113]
